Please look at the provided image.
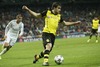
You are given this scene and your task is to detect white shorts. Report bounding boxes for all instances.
[3,34,18,46]
[98,27,100,33]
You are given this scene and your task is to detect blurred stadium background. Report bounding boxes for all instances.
[0,0,100,42]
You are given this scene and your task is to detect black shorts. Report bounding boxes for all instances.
[91,29,98,34]
[42,32,55,51]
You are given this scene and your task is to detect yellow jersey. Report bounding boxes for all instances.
[41,10,63,35]
[92,19,100,29]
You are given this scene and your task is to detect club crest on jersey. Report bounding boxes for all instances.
[46,39,50,42]
[47,16,51,18]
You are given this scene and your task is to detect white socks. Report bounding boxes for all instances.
[0,48,7,56]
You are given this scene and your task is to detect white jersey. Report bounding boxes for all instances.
[5,19,24,38]
[98,25,100,33]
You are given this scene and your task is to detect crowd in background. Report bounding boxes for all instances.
[0,3,100,38]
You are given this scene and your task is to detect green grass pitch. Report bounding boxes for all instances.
[0,36,100,67]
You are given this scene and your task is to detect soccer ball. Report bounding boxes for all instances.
[54,55,64,65]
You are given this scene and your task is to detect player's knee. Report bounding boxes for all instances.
[4,45,12,51]
[46,43,52,50]
[7,46,12,51]
[4,42,9,47]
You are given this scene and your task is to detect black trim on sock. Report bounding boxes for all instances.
[39,51,44,58]
[44,50,50,55]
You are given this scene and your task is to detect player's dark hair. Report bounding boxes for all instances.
[16,14,22,18]
[51,2,61,9]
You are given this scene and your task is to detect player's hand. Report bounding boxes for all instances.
[4,35,7,39]
[22,6,29,10]
[75,21,81,24]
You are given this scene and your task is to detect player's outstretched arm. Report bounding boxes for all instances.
[22,6,41,18]
[19,23,24,38]
[63,21,81,26]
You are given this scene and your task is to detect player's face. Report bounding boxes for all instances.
[17,16,23,22]
[94,17,98,20]
[54,6,61,14]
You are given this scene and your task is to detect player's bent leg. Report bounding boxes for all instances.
[0,42,12,57]
[0,42,9,56]
[87,33,93,43]
[0,46,10,56]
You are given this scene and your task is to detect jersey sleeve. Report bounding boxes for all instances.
[59,15,64,23]
[5,21,12,36]
[41,10,47,17]
[19,23,24,36]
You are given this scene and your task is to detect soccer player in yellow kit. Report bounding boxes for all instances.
[22,2,80,66]
[87,17,100,43]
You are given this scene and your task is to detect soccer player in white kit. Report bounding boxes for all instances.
[0,14,24,59]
